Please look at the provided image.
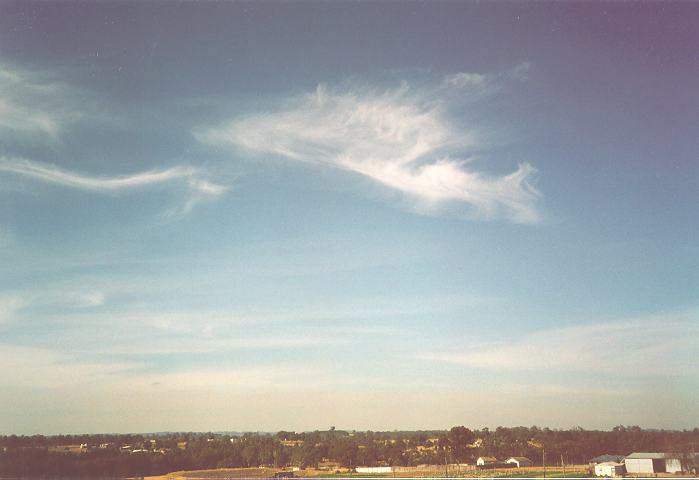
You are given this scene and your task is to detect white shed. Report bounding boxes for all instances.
[506,457,533,468]
[665,457,683,474]
[355,467,393,473]
[594,462,625,477]
[625,453,680,474]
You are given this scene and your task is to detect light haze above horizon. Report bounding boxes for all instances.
[0,1,697,434]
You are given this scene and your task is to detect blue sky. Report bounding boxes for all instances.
[0,2,697,434]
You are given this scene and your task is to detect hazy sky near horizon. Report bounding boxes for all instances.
[0,1,697,434]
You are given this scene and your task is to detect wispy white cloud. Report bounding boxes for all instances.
[0,60,229,215]
[196,74,540,223]
[71,291,106,308]
[0,295,24,324]
[511,61,533,81]
[0,157,217,193]
[0,63,78,141]
[0,341,331,390]
[417,313,699,376]
[495,382,639,397]
[75,333,346,356]
[0,157,227,211]
[0,288,106,324]
[443,72,488,89]
[134,365,332,390]
[0,344,141,388]
[0,97,59,138]
[31,307,361,355]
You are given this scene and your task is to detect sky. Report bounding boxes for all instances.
[0,1,697,435]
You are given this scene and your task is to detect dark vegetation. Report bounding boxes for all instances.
[1,426,697,478]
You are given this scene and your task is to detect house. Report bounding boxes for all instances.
[477,456,499,466]
[594,462,625,477]
[506,457,533,468]
[625,453,683,474]
[590,454,625,464]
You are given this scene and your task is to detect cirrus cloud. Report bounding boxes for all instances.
[0,62,92,144]
[0,60,229,216]
[0,157,227,213]
[196,74,541,223]
[417,312,699,377]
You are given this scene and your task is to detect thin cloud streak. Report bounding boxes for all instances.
[417,314,699,376]
[0,157,227,211]
[443,72,489,89]
[134,365,332,390]
[495,382,639,397]
[196,76,541,223]
[0,344,142,389]
[0,157,221,193]
[0,60,228,215]
[0,342,332,390]
[0,289,105,325]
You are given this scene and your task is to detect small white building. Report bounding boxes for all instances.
[477,456,499,466]
[666,457,683,473]
[594,461,625,477]
[355,466,393,473]
[506,457,533,468]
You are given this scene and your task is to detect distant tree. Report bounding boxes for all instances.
[448,426,475,462]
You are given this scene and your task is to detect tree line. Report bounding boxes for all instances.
[1,426,697,478]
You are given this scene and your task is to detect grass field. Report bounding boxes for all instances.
[144,465,593,480]
[145,467,279,480]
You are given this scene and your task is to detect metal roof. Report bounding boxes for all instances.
[625,453,669,460]
[590,454,625,463]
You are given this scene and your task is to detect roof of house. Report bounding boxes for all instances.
[507,457,532,462]
[625,453,669,460]
[597,462,625,467]
[591,455,626,463]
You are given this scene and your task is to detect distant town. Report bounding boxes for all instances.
[2,426,698,478]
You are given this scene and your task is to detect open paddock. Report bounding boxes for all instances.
[145,465,592,480]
